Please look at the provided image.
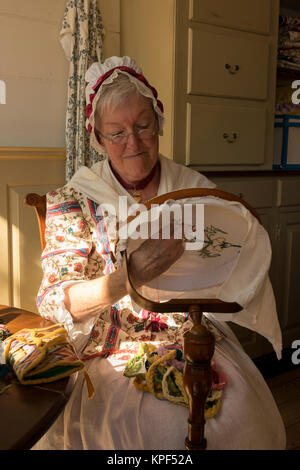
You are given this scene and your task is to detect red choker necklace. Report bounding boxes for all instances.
[109,161,160,202]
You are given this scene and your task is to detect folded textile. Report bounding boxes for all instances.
[0,339,10,378]
[288,31,300,42]
[277,16,300,74]
[279,15,300,33]
[3,323,94,397]
[278,50,300,65]
[277,60,300,71]
[123,342,227,418]
[275,103,300,114]
[278,41,300,49]
[0,324,11,341]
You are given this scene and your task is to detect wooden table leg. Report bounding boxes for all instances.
[183,305,215,450]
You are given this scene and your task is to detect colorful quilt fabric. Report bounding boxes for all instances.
[123,342,227,419]
[277,16,300,74]
[0,324,11,341]
[3,323,85,385]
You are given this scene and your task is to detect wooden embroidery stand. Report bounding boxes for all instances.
[124,251,242,450]
[122,188,258,450]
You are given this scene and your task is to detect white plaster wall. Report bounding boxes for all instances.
[0,0,120,148]
[0,1,68,147]
[99,0,120,58]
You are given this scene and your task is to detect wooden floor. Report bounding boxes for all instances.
[266,368,300,450]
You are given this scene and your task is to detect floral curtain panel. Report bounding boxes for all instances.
[60,0,105,182]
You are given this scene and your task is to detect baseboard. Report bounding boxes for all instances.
[253,346,300,379]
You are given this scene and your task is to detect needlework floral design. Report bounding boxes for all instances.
[185,225,242,258]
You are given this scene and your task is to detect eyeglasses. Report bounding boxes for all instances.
[95,121,158,146]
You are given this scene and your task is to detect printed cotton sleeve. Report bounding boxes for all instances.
[36,188,101,349]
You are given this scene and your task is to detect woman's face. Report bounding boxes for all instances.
[96,92,159,184]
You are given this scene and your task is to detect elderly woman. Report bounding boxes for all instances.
[33,56,286,450]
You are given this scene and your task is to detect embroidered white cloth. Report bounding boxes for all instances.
[32,155,286,450]
[124,195,282,359]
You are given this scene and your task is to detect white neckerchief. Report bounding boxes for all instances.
[67,154,215,215]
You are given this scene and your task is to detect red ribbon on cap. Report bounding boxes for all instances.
[86,66,164,133]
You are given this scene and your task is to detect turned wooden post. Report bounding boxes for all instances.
[183,305,215,450]
[24,193,47,251]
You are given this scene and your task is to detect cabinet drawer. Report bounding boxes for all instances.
[188,25,269,100]
[209,178,275,209]
[189,0,272,34]
[278,178,300,207]
[186,102,267,166]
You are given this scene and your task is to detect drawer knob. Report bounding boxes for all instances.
[225,63,240,74]
[222,132,238,143]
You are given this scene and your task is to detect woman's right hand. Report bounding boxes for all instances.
[128,232,185,288]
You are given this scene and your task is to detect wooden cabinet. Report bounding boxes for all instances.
[187,24,270,100]
[189,0,272,34]
[120,0,279,171]
[186,100,267,166]
[275,178,300,349]
[211,173,300,358]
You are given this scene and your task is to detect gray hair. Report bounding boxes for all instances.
[94,73,154,126]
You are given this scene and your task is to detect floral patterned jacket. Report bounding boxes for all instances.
[37,183,223,361]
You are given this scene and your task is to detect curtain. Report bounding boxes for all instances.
[60,0,105,182]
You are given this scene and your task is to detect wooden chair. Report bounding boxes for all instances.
[25,193,47,251]
[25,189,261,450]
